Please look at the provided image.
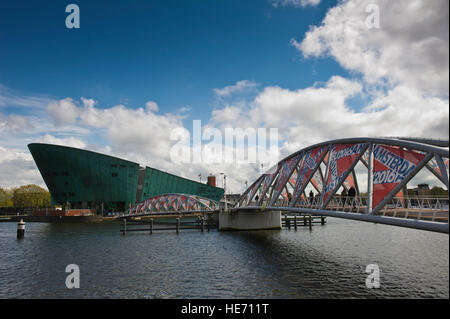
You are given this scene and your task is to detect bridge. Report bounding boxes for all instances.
[121,137,449,234]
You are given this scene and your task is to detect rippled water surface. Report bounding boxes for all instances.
[0,218,448,298]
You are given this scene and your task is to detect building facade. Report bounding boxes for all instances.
[28,143,224,213]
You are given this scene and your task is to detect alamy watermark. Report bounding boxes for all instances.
[65,264,80,289]
[365,4,380,29]
[170,120,279,172]
[65,4,80,29]
[365,264,380,289]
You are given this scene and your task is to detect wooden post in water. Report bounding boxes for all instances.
[17,219,25,239]
[150,218,153,234]
[201,218,204,232]
[176,217,180,234]
[122,219,126,235]
[207,216,210,232]
[321,216,325,225]
[287,218,291,230]
[294,215,297,231]
[303,215,307,226]
[308,215,312,230]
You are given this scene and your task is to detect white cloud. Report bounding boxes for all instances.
[293,0,449,95]
[35,134,87,149]
[272,0,321,8]
[207,75,448,191]
[0,114,33,133]
[47,98,80,126]
[77,103,183,162]
[0,146,43,189]
[213,80,259,97]
[81,97,96,108]
[0,84,53,109]
[145,101,159,112]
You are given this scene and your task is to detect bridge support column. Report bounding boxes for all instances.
[219,209,281,231]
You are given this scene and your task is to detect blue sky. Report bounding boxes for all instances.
[0,0,448,191]
[0,0,345,122]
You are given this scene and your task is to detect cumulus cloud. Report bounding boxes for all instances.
[78,103,183,161]
[267,0,450,161]
[293,0,449,95]
[207,74,448,191]
[35,134,87,149]
[47,98,80,126]
[145,101,159,112]
[0,146,43,188]
[81,97,96,108]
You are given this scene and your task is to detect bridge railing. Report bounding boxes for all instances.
[254,195,449,223]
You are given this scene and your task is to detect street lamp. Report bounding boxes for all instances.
[220,173,227,211]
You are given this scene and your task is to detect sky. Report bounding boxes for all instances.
[0,0,449,193]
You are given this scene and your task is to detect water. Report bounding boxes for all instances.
[0,218,448,298]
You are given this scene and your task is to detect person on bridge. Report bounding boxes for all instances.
[309,191,314,205]
[348,186,357,209]
[287,192,292,204]
[341,188,348,207]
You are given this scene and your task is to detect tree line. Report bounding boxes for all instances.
[0,184,51,208]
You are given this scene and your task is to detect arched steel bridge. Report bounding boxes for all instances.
[121,137,448,234]
[122,193,219,217]
[234,137,449,233]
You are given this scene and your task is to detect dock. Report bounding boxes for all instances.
[120,214,216,234]
[282,214,326,230]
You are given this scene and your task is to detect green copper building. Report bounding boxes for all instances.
[28,143,224,213]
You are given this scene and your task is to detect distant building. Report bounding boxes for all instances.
[409,184,431,197]
[28,143,224,213]
[207,175,216,187]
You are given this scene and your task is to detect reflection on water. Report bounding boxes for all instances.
[0,218,448,298]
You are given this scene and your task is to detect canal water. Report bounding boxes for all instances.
[0,218,448,298]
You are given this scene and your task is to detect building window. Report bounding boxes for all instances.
[112,173,118,177]
[145,183,148,187]
[120,164,126,168]
[111,164,117,168]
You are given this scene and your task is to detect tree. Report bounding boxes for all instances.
[429,186,449,197]
[12,184,50,208]
[0,187,14,207]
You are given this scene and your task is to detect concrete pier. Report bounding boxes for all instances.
[219,209,281,231]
